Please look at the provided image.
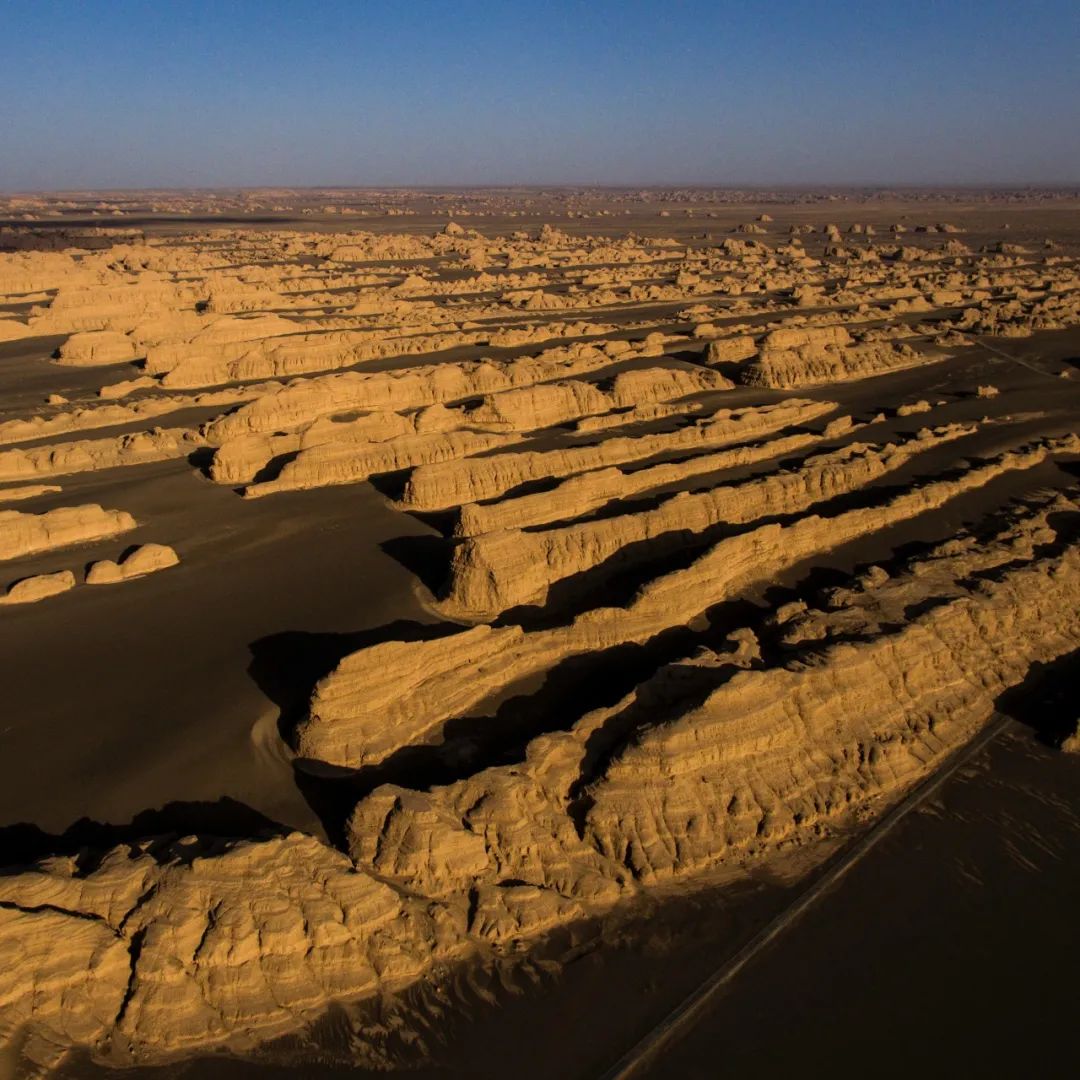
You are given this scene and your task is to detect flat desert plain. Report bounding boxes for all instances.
[0,187,1078,1078]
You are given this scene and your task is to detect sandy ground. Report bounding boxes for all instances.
[0,190,1078,1077]
[0,464,440,843]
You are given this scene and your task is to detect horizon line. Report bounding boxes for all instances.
[4,181,1080,197]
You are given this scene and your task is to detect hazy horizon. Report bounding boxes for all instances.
[7,181,1080,196]
[2,0,1079,190]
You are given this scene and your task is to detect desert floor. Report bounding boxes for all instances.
[0,188,1078,1078]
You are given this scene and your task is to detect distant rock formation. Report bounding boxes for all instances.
[0,483,62,503]
[0,428,205,483]
[3,205,1080,1073]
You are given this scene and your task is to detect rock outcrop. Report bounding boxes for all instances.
[56,330,139,366]
[348,497,1080,899]
[0,483,62,503]
[401,399,835,510]
[455,417,856,536]
[3,496,1078,1067]
[0,504,136,561]
[204,345,619,442]
[0,834,462,1070]
[86,543,179,584]
[3,207,1080,1073]
[739,337,937,388]
[0,569,76,605]
[0,428,205,483]
[298,435,1078,770]
[441,425,973,617]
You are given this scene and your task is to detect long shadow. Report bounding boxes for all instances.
[12,495,1074,873]
[494,527,741,629]
[522,449,824,529]
[752,533,960,628]
[996,650,1080,748]
[186,446,217,474]
[561,499,1080,799]
[490,479,919,632]
[402,507,460,537]
[565,639,763,835]
[379,535,451,595]
[251,449,300,484]
[557,522,1036,825]
[483,445,1030,631]
[367,467,415,502]
[0,797,289,873]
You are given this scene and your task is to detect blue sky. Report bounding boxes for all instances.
[1,0,1078,189]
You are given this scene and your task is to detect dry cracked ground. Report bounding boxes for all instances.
[0,188,1079,1078]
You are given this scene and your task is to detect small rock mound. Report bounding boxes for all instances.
[86,543,179,585]
[0,570,75,605]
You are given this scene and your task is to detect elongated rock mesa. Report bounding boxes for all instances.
[0,504,136,561]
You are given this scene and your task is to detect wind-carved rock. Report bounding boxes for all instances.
[0,504,136,561]
[441,425,974,618]
[297,435,1079,771]
[401,399,835,511]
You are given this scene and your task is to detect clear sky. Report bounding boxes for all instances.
[1,0,1078,190]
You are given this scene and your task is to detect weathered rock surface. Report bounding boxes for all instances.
[0,483,62,503]
[0,385,271,448]
[586,529,1080,881]
[205,345,618,443]
[455,417,856,536]
[442,425,972,617]
[0,834,463,1069]
[401,399,835,510]
[246,430,516,498]
[704,334,757,364]
[0,568,76,604]
[86,543,179,584]
[56,329,139,366]
[0,504,136,561]
[0,428,205,483]
[239,368,735,497]
[4,498,1077,1067]
[299,435,1078,770]
[739,339,936,388]
[3,210,1080,1073]
[346,496,1080,897]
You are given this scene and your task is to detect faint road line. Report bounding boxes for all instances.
[598,712,1014,1080]
[968,333,1058,379]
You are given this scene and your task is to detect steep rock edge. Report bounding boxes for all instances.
[440,424,972,618]
[297,435,1078,770]
[454,415,856,537]
[401,399,835,511]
